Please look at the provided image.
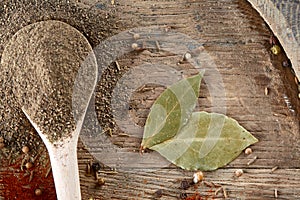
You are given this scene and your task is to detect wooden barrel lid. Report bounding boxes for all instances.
[247,0,300,79]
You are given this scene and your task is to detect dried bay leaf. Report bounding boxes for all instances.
[141,73,258,171]
[141,73,203,149]
[150,112,258,171]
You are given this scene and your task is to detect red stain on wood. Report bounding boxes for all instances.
[0,157,56,199]
[185,193,202,200]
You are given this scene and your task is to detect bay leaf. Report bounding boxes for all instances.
[150,112,258,171]
[141,73,203,149]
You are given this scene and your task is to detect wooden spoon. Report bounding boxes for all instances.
[22,107,82,199]
[1,20,98,199]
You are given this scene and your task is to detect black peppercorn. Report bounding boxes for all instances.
[180,179,192,190]
[91,162,101,172]
[282,60,291,68]
[154,189,163,198]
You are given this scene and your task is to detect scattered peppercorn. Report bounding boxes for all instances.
[180,179,192,190]
[35,188,42,196]
[193,171,204,184]
[25,162,33,169]
[244,147,253,155]
[184,52,192,60]
[91,162,102,179]
[22,146,30,154]
[131,43,139,50]
[154,189,163,198]
[97,178,105,186]
[91,162,101,173]
[271,45,281,55]
[235,169,244,177]
[0,142,5,149]
[133,33,140,40]
[282,60,291,68]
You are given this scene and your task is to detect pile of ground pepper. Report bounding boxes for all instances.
[1,20,95,143]
[0,1,118,198]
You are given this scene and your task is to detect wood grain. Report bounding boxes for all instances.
[0,0,299,199]
[78,0,300,199]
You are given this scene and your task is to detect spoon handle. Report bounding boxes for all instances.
[48,140,81,200]
[21,108,81,200]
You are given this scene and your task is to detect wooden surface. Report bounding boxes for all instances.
[0,0,300,199]
[80,0,300,199]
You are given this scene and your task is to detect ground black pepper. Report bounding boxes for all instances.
[0,1,117,198]
[1,20,94,143]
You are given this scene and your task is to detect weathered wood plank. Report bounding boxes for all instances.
[77,0,300,199]
[0,0,299,199]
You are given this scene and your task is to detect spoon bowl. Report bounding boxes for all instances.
[1,20,98,199]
